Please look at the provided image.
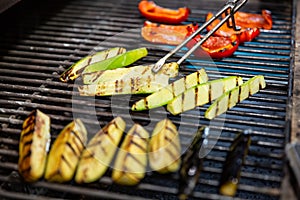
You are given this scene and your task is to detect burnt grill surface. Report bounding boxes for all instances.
[0,0,294,199]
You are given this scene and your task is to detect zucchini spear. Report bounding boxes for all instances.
[82,47,148,74]
[75,117,126,184]
[82,62,179,85]
[205,75,266,120]
[148,119,181,173]
[18,110,51,182]
[178,126,208,200]
[78,62,179,96]
[219,130,251,196]
[60,47,126,82]
[44,119,87,183]
[112,124,149,186]
[131,68,208,111]
[167,76,243,115]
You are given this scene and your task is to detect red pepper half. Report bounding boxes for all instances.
[206,12,260,43]
[186,26,239,59]
[141,20,198,45]
[138,0,190,24]
[233,10,273,30]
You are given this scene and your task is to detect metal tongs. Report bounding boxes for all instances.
[152,0,248,73]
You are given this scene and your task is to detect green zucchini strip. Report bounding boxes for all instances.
[205,75,266,120]
[82,47,148,74]
[131,68,208,111]
[60,47,126,82]
[167,76,244,115]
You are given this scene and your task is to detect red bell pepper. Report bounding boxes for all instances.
[138,0,190,24]
[206,12,260,43]
[233,10,273,30]
[141,20,198,45]
[186,26,239,59]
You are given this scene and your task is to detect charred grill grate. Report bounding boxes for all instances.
[0,0,295,199]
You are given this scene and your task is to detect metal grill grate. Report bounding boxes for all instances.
[0,0,295,199]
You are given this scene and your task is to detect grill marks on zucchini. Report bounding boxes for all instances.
[112,124,149,186]
[79,62,179,96]
[205,75,266,120]
[82,62,178,85]
[18,110,51,182]
[167,76,243,115]
[149,119,181,173]
[131,68,208,111]
[60,47,126,82]
[44,119,87,183]
[75,117,126,184]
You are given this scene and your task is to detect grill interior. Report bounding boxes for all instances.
[0,0,295,199]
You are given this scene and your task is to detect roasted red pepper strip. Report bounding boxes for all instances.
[141,20,198,45]
[233,10,272,30]
[206,12,260,43]
[186,26,239,59]
[138,0,190,24]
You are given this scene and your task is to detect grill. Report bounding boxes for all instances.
[0,0,296,199]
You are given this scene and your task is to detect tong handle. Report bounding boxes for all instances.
[152,0,248,73]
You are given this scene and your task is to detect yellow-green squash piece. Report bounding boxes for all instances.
[18,109,51,182]
[131,68,208,111]
[75,117,126,183]
[167,76,244,115]
[149,119,181,173]
[205,75,266,120]
[112,124,149,186]
[44,119,87,183]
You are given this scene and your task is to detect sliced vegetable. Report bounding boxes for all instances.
[204,75,266,120]
[60,47,126,83]
[112,124,149,186]
[219,130,251,196]
[148,119,181,173]
[141,20,198,45]
[167,76,243,115]
[206,12,260,43]
[82,47,148,74]
[178,126,207,200]
[233,10,272,30]
[138,0,190,24]
[75,117,126,184]
[79,73,170,96]
[186,26,239,59]
[44,119,87,183]
[132,68,208,111]
[82,62,179,85]
[18,110,51,182]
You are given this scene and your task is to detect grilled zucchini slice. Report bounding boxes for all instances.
[167,76,243,115]
[149,119,181,173]
[44,119,87,183]
[205,75,266,120]
[18,110,51,182]
[60,47,126,82]
[82,47,148,74]
[82,62,179,85]
[79,73,171,96]
[112,124,149,186]
[132,68,208,111]
[75,117,126,183]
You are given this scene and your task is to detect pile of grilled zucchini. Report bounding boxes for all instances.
[18,110,251,197]
[18,111,181,185]
[60,46,266,119]
[132,71,266,119]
